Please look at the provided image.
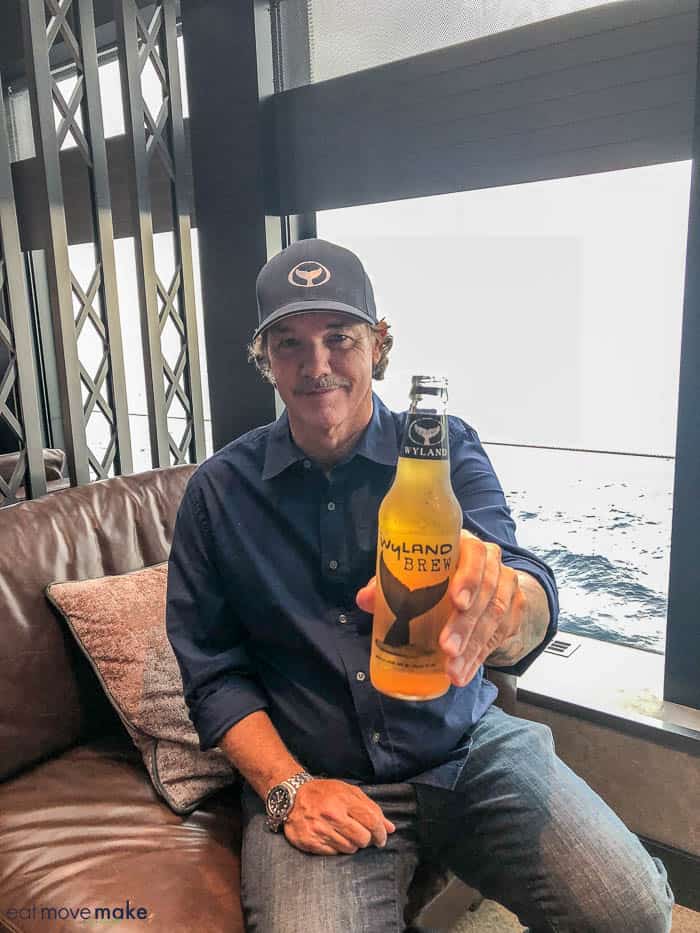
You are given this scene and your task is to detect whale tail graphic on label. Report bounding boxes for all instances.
[413,423,441,446]
[379,553,449,647]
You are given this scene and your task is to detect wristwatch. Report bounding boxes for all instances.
[265,770,314,832]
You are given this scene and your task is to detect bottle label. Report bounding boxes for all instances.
[373,533,456,661]
[400,414,449,460]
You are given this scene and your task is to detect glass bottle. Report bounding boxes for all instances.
[370,376,462,700]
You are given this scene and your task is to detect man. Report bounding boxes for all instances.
[166,238,673,932]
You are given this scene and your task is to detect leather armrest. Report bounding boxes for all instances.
[0,448,66,483]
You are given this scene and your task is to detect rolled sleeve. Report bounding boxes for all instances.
[166,476,269,750]
[449,418,559,676]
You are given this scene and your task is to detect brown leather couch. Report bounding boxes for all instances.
[0,465,511,932]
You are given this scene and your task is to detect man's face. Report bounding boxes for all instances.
[266,312,381,436]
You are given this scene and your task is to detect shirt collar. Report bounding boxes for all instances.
[262,392,399,480]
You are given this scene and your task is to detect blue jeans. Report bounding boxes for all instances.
[240,706,674,932]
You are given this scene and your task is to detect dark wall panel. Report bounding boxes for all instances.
[180,0,276,450]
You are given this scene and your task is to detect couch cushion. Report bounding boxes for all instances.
[45,563,237,814]
[0,738,244,933]
[0,464,196,782]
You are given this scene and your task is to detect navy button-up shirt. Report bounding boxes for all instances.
[166,394,558,789]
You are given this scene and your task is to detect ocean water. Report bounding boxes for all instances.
[484,444,674,655]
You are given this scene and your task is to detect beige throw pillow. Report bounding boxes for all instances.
[45,563,237,814]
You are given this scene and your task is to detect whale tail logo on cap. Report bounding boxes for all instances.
[288,261,331,288]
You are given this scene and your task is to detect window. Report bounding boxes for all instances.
[317,161,691,654]
[3,34,189,161]
[60,34,209,477]
[66,228,211,477]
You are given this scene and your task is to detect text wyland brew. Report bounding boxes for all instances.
[380,537,454,573]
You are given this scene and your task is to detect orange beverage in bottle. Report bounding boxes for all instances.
[370,376,462,700]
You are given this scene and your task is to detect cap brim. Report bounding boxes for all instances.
[253,300,376,340]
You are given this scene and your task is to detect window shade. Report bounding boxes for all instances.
[284,0,623,87]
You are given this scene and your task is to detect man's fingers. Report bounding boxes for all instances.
[370,823,387,848]
[440,542,525,688]
[441,540,501,657]
[302,841,337,856]
[468,583,526,679]
[311,815,394,854]
[446,569,522,686]
[365,816,395,848]
[347,801,395,848]
[355,576,377,613]
[372,814,397,848]
[320,827,360,854]
[448,627,503,687]
[447,531,487,614]
[475,570,520,644]
[287,818,365,856]
[334,819,375,851]
[354,789,396,845]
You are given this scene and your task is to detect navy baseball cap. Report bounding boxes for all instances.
[253,238,377,340]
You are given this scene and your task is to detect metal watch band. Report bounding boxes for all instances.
[265,770,314,832]
[283,770,313,793]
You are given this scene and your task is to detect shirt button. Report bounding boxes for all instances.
[371,731,381,744]
[303,460,311,469]
[329,559,339,570]
[338,614,348,624]
[356,671,366,682]
[327,501,336,511]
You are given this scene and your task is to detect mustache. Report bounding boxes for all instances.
[295,378,351,393]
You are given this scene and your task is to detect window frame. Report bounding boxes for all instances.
[261,0,700,711]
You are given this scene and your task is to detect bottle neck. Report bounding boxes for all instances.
[394,454,452,488]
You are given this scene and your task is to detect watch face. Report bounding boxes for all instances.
[267,785,293,819]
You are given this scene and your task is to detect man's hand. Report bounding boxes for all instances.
[283,779,396,856]
[356,530,531,688]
